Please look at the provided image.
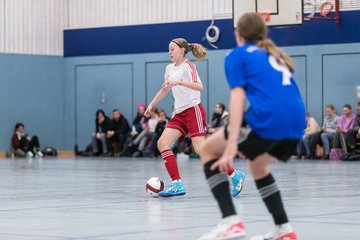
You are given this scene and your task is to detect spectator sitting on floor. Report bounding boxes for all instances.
[107,109,130,156]
[207,103,229,135]
[346,101,360,151]
[333,103,356,154]
[132,108,159,157]
[320,104,339,159]
[310,104,339,159]
[91,109,112,156]
[296,112,320,159]
[147,109,169,157]
[120,103,148,156]
[130,103,147,139]
[11,123,43,158]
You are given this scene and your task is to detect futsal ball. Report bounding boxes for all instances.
[146,177,164,198]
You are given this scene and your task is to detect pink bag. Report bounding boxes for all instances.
[329,148,343,160]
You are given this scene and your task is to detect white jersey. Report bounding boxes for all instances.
[164,59,202,114]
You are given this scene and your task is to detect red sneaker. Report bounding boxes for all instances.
[197,215,246,240]
[250,225,297,240]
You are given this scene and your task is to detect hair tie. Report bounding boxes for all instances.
[171,40,182,49]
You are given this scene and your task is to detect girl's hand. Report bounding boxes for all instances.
[162,81,172,90]
[211,140,238,173]
[144,105,153,118]
[168,80,183,87]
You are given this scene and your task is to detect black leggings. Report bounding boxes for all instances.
[20,136,40,153]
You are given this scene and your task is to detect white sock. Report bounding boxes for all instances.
[278,223,293,232]
[172,179,182,183]
[223,214,239,223]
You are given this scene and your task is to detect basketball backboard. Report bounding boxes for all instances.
[233,0,303,27]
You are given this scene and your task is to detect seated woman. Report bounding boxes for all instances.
[147,109,170,157]
[320,104,339,159]
[333,104,356,154]
[91,109,111,155]
[132,108,159,157]
[11,123,43,158]
[120,103,148,156]
[296,112,320,159]
[345,102,360,151]
[130,103,147,139]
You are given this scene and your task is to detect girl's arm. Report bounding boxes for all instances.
[170,80,203,91]
[144,84,171,117]
[211,87,246,172]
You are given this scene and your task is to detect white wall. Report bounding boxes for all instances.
[0,0,68,55]
[68,0,232,28]
[0,0,4,52]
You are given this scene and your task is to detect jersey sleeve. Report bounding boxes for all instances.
[225,49,247,88]
[185,60,201,83]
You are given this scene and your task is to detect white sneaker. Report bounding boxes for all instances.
[250,224,297,240]
[37,151,44,158]
[177,152,189,161]
[26,151,34,158]
[197,215,246,240]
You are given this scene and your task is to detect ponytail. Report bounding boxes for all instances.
[189,43,207,60]
[171,38,207,60]
[257,38,294,73]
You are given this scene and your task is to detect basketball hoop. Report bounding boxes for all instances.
[319,2,333,17]
[304,0,340,24]
[259,12,271,23]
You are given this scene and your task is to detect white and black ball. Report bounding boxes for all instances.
[146,177,164,198]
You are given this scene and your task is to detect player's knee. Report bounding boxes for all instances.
[249,163,269,179]
[193,145,201,155]
[198,141,210,158]
[157,137,168,151]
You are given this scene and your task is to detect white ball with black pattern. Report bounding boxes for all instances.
[146,177,164,198]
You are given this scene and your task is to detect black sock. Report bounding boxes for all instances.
[204,159,236,218]
[255,173,288,225]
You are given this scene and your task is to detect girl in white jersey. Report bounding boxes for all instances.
[145,38,245,197]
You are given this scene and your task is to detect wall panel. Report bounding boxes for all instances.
[68,0,232,28]
[75,63,133,149]
[0,0,67,55]
[291,55,307,107]
[323,53,360,114]
[0,53,64,151]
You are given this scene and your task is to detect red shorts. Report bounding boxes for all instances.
[167,104,207,139]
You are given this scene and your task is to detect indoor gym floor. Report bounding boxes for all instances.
[0,157,359,240]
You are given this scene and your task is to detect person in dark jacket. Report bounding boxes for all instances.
[11,123,43,158]
[91,109,111,155]
[107,109,130,154]
[347,101,360,150]
[130,103,147,138]
[207,103,229,135]
[120,103,148,156]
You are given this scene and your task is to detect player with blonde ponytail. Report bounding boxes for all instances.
[257,38,294,73]
[145,38,245,197]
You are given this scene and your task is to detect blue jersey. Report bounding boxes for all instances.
[225,43,306,140]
